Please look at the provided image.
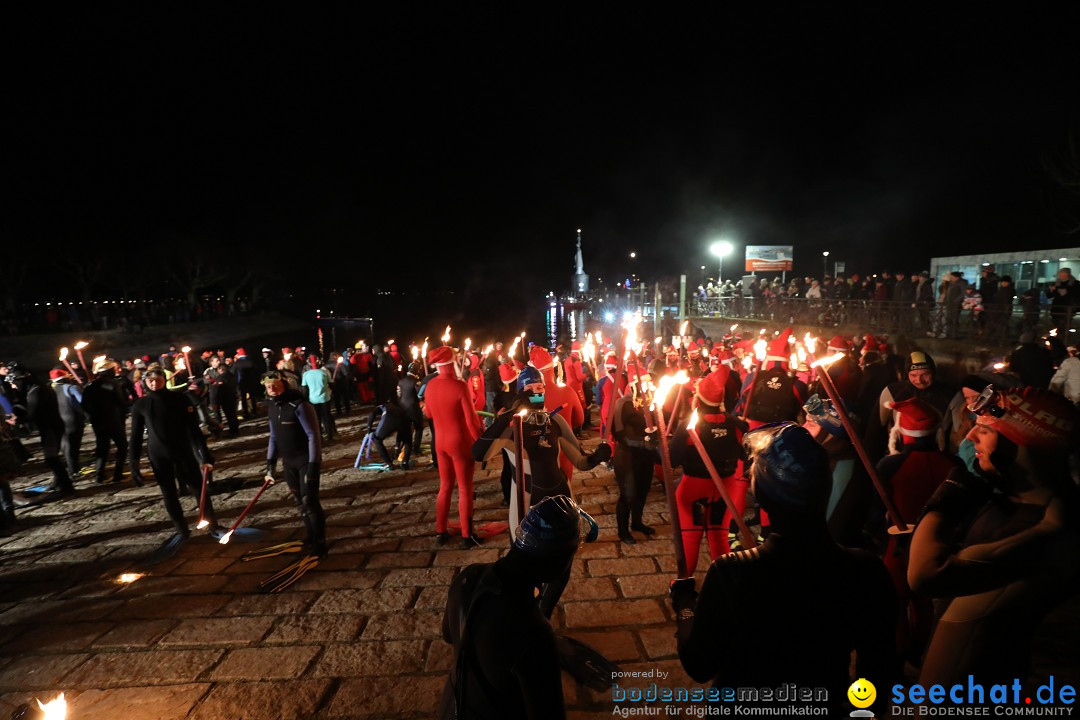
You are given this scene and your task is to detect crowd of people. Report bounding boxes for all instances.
[0,321,1078,717]
[694,265,1079,342]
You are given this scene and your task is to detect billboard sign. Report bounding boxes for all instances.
[745,246,794,272]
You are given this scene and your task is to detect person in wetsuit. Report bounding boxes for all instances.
[671,422,896,718]
[129,364,217,537]
[9,368,75,495]
[397,361,425,463]
[669,366,748,575]
[50,368,86,478]
[439,495,596,720]
[366,400,414,470]
[264,370,328,557]
[909,385,1080,691]
[81,359,133,484]
[612,362,659,544]
[425,345,485,548]
[204,355,239,437]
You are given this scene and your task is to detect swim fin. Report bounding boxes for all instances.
[259,554,320,593]
[241,540,304,562]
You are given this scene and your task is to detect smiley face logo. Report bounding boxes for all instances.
[847,678,876,709]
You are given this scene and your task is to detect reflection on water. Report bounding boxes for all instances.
[546,301,589,347]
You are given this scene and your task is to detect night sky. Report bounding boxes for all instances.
[6,7,1080,338]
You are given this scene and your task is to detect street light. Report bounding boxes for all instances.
[710,241,734,284]
[822,251,830,279]
[629,252,636,259]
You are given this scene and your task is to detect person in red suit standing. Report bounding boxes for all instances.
[466,353,486,412]
[424,345,485,548]
[530,346,584,480]
[350,343,375,404]
[876,397,959,663]
[563,342,587,429]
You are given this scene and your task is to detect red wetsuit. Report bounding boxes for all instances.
[539,365,584,481]
[670,411,747,576]
[564,354,587,411]
[351,352,375,404]
[424,366,484,537]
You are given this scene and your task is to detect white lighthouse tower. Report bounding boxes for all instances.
[571,228,589,294]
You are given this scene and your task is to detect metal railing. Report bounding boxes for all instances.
[689,296,1076,341]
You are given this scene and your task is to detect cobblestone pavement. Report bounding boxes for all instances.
[1,410,1077,719]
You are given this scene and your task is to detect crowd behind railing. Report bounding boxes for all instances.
[0,297,269,336]
[689,266,1079,340]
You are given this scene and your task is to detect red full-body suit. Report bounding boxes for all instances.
[351,351,375,404]
[424,350,484,538]
[467,355,486,412]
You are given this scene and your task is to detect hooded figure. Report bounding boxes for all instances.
[672,423,896,718]
[738,328,807,429]
[438,496,598,720]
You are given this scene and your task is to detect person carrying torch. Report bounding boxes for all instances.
[668,367,749,573]
[611,363,659,544]
[263,370,327,558]
[129,363,219,538]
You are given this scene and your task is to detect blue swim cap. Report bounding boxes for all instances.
[745,423,829,512]
[514,495,596,556]
[517,366,542,392]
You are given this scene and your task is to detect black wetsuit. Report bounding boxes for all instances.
[439,561,566,720]
[367,402,415,466]
[331,359,353,415]
[397,374,425,453]
[673,532,896,717]
[54,379,85,476]
[205,365,239,436]
[129,388,215,534]
[233,355,260,418]
[612,394,657,535]
[25,381,74,492]
[267,389,326,554]
[81,372,132,483]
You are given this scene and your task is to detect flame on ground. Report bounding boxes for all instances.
[37,693,66,720]
[116,572,143,584]
[196,520,209,530]
[218,530,233,545]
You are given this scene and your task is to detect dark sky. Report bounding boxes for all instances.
[6,7,1080,335]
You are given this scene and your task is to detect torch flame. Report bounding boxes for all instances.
[730,324,738,333]
[59,347,68,361]
[74,341,88,350]
[810,354,845,369]
[680,321,689,336]
[1049,328,1058,337]
[759,328,766,335]
[387,339,395,346]
[687,408,699,431]
[484,344,493,356]
[36,693,66,720]
[421,338,429,360]
[181,345,191,353]
[520,331,527,338]
[441,325,452,343]
[993,362,1005,370]
[654,336,662,344]
[93,355,107,370]
[787,335,796,345]
[754,339,767,362]
[218,530,234,545]
[741,356,753,371]
[196,519,209,530]
[674,370,689,384]
[652,375,676,408]
[804,333,818,355]
[464,338,472,352]
[790,352,799,367]
[116,572,143,584]
[412,346,420,360]
[517,408,529,417]
[797,347,808,364]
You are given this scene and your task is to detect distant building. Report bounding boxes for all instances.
[571,229,590,293]
[930,246,1080,292]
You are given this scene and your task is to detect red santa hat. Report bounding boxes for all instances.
[733,339,755,354]
[235,347,247,357]
[469,354,481,372]
[529,346,555,371]
[826,335,850,353]
[687,341,701,358]
[570,341,581,353]
[889,397,941,439]
[429,346,456,366]
[604,351,618,369]
[498,363,519,385]
[862,334,879,354]
[627,364,651,385]
[281,346,292,355]
[766,328,793,364]
[695,365,729,407]
[49,368,69,380]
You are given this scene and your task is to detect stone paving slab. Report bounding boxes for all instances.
[1,409,1077,719]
